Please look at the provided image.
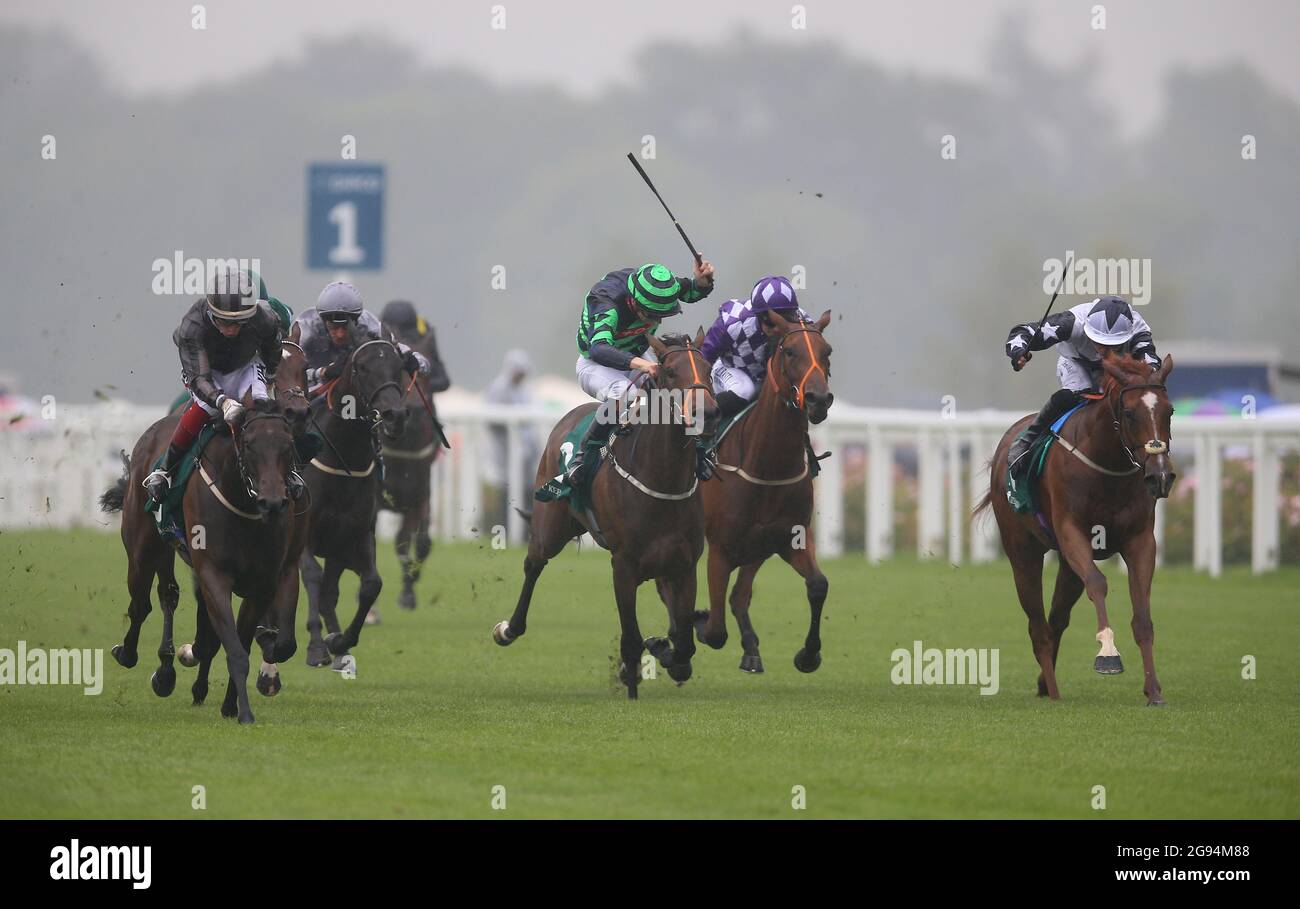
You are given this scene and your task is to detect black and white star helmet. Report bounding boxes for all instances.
[1082,295,1139,346]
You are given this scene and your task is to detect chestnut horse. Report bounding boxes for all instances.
[696,311,834,673]
[979,351,1176,705]
[491,332,719,699]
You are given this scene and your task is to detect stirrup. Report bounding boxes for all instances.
[287,470,306,501]
[143,468,172,502]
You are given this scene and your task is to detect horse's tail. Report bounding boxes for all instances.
[512,506,532,523]
[971,459,994,521]
[99,450,130,513]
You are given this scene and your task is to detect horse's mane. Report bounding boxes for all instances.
[658,332,693,349]
[1099,353,1155,396]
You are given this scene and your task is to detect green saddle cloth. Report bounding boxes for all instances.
[1005,431,1056,514]
[534,411,605,512]
[145,423,221,549]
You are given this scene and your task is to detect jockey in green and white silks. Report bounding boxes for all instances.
[1004,294,1162,479]
[566,259,715,484]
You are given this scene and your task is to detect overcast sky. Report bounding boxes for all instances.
[4,0,1298,136]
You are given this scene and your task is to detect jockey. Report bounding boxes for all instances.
[290,282,431,391]
[701,275,812,418]
[1005,294,1162,478]
[144,264,293,505]
[379,299,451,394]
[566,259,715,484]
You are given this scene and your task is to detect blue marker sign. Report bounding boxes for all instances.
[307,163,384,270]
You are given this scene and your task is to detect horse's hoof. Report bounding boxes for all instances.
[238,713,255,725]
[256,671,282,697]
[191,683,208,706]
[1094,654,1124,675]
[667,662,692,684]
[177,643,198,668]
[692,614,727,650]
[331,654,356,677]
[324,632,349,656]
[492,621,516,647]
[363,607,381,626]
[1146,695,1165,707]
[644,636,673,666]
[398,588,416,611]
[739,653,765,674]
[111,644,137,669]
[305,641,331,667]
[221,701,238,719]
[1037,677,1049,697]
[793,648,822,673]
[150,666,176,698]
[625,685,639,700]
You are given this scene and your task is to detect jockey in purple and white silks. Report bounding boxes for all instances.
[701,275,811,419]
[1004,294,1162,479]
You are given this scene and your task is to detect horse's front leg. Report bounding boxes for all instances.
[1122,532,1163,706]
[694,543,732,650]
[300,551,330,667]
[150,561,181,697]
[612,556,645,700]
[780,540,828,674]
[1056,522,1122,675]
[333,535,381,656]
[729,560,766,673]
[194,562,254,724]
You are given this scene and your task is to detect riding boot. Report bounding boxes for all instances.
[1008,388,1083,481]
[144,443,183,505]
[565,413,616,486]
[715,390,747,420]
[695,441,717,480]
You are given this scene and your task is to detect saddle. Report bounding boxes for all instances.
[534,410,608,513]
[144,423,221,552]
[1005,400,1090,516]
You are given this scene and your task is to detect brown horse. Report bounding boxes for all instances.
[696,311,834,673]
[378,319,449,612]
[100,376,308,724]
[491,332,719,699]
[300,335,408,671]
[979,351,1176,705]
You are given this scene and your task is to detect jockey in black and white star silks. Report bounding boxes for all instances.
[701,275,811,418]
[1004,295,1162,480]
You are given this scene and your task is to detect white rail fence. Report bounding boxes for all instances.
[2,401,1297,577]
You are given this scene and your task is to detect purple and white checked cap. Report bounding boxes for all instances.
[748,276,798,314]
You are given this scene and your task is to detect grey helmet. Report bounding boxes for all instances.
[206,263,259,322]
[317,281,364,324]
[1082,295,1140,346]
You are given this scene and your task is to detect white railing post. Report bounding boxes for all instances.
[968,429,997,563]
[917,429,943,559]
[866,425,893,563]
[945,428,963,565]
[813,425,843,558]
[1252,432,1280,573]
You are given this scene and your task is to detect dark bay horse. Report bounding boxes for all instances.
[491,332,719,699]
[101,387,307,724]
[979,351,1176,705]
[696,310,834,673]
[301,335,408,671]
[378,317,449,611]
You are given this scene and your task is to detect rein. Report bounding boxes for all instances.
[202,410,298,521]
[1055,379,1170,477]
[606,341,712,499]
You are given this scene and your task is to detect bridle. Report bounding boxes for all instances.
[328,339,404,422]
[200,408,303,520]
[654,341,715,442]
[1110,380,1172,469]
[765,325,827,412]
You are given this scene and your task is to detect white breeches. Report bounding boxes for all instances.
[192,358,269,415]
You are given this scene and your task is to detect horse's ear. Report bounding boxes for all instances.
[646,333,668,357]
[1156,353,1174,383]
[815,309,831,332]
[693,326,705,348]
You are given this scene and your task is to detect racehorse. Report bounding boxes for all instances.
[695,311,834,673]
[491,332,719,699]
[378,320,448,611]
[100,346,309,724]
[300,333,408,671]
[978,351,1176,705]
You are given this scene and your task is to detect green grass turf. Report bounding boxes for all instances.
[0,529,1296,819]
